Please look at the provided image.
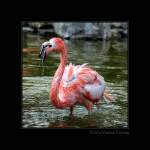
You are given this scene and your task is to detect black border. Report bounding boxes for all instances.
[19,21,131,135]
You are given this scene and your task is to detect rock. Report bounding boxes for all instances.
[102,23,112,40]
[111,23,122,28]
[22,22,128,40]
[53,23,84,39]
[110,22,128,39]
[22,22,34,33]
[53,22,128,40]
[38,23,56,37]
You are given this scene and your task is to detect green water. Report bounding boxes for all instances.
[22,33,128,128]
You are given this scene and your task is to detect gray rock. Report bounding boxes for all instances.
[53,22,127,40]
[23,22,128,40]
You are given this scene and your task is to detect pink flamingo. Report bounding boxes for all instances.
[39,37,113,116]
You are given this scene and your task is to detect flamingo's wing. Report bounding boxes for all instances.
[59,63,105,104]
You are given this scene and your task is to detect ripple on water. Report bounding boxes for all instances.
[22,73,128,128]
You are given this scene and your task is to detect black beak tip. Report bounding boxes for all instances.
[39,51,46,62]
[39,44,48,63]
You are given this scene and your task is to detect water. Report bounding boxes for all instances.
[22,33,128,128]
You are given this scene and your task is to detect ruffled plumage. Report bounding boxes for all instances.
[58,63,105,106]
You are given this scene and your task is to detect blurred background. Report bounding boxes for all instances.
[22,22,128,128]
[22,22,127,42]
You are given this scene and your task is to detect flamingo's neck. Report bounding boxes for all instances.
[50,48,67,108]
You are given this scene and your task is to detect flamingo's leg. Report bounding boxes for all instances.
[78,96,93,114]
[69,106,74,116]
[88,109,92,115]
[95,102,100,110]
[83,99,93,115]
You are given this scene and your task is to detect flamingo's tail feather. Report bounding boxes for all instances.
[103,90,114,101]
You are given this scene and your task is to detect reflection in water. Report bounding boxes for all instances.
[22,33,128,128]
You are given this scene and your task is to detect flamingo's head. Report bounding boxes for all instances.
[39,37,66,61]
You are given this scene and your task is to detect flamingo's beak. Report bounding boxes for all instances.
[39,44,47,62]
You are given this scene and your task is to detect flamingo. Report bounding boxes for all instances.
[39,37,113,116]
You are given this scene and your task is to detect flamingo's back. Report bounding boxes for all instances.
[58,63,105,107]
